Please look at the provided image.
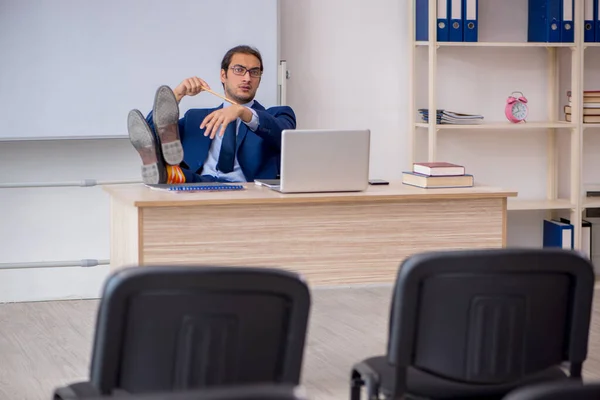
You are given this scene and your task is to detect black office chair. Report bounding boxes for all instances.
[502,380,600,399]
[350,248,595,400]
[53,266,311,399]
[79,384,308,400]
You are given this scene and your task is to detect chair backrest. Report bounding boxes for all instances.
[88,266,311,395]
[502,380,600,400]
[87,384,308,400]
[387,248,594,391]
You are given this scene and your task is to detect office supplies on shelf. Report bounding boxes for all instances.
[505,92,529,123]
[449,0,463,41]
[145,183,245,192]
[462,0,478,42]
[419,109,484,124]
[561,0,574,42]
[564,90,600,122]
[528,0,561,43]
[585,0,595,42]
[416,0,449,41]
[543,219,574,249]
[402,172,474,188]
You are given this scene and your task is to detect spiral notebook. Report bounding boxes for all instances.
[144,183,245,192]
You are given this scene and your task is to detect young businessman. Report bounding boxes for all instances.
[127,45,297,184]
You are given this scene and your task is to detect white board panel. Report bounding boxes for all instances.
[0,0,279,140]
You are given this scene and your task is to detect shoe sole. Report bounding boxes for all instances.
[153,85,184,165]
[128,109,167,184]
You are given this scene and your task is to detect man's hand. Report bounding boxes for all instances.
[173,77,211,103]
[200,105,253,139]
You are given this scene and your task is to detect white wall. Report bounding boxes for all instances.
[2,0,600,303]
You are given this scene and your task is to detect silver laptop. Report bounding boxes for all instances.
[255,129,370,193]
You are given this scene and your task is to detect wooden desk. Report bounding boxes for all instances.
[104,182,517,285]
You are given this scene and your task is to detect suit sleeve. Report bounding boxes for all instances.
[252,106,296,149]
[145,110,187,142]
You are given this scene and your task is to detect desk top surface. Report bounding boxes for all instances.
[103,181,518,208]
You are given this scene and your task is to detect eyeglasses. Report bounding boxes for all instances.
[230,64,262,78]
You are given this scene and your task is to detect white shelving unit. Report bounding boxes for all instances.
[407,0,595,250]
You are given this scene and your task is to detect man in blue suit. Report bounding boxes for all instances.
[127,45,296,184]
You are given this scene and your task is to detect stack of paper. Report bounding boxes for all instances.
[565,90,600,124]
[418,109,484,125]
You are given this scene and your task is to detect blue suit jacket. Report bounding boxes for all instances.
[146,101,296,182]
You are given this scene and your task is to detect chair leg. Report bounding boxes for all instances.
[351,368,382,400]
[350,370,363,400]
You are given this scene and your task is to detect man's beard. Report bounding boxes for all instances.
[225,85,254,104]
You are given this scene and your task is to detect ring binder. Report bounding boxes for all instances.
[144,183,245,192]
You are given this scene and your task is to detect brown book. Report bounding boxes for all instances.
[402,172,474,188]
[567,90,600,97]
[565,113,600,123]
[568,96,600,103]
[564,106,600,116]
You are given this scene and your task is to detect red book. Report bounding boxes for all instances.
[413,162,465,176]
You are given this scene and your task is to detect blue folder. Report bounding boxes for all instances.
[416,0,428,41]
[561,0,574,42]
[584,0,595,42]
[462,0,478,42]
[596,0,600,42]
[448,0,463,41]
[542,219,573,249]
[528,0,561,42]
[416,0,449,41]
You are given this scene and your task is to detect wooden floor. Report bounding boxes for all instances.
[1,285,599,400]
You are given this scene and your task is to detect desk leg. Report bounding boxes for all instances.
[502,197,507,247]
[109,198,141,272]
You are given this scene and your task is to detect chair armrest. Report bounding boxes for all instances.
[53,381,101,400]
[351,360,381,400]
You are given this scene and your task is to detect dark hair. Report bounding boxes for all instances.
[221,45,263,74]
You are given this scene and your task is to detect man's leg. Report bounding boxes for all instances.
[127,109,167,184]
[128,85,186,184]
[153,85,185,184]
[152,85,184,166]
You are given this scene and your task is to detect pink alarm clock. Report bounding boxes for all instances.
[505,91,528,123]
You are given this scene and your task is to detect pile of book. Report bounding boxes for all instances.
[565,90,600,123]
[402,162,474,189]
[418,109,484,125]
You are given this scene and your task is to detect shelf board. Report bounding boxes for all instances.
[584,199,600,208]
[584,43,600,48]
[415,41,573,48]
[415,121,576,130]
[583,124,600,129]
[507,198,574,211]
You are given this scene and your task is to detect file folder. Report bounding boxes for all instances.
[561,0,574,42]
[463,0,478,42]
[416,0,449,41]
[416,0,428,41]
[561,218,592,259]
[528,0,561,42]
[543,219,573,249]
[438,0,449,41]
[585,0,595,42]
[596,0,600,42]
[448,0,463,41]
